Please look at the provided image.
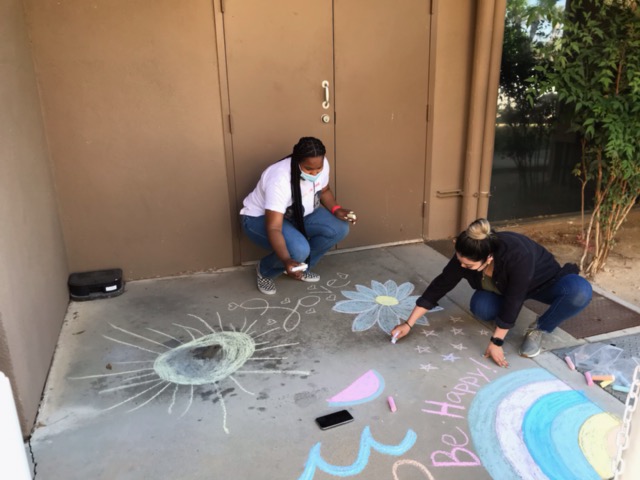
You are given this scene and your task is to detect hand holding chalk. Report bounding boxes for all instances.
[290,263,308,273]
[390,332,399,344]
[387,396,397,413]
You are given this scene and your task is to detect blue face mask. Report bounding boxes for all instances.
[300,167,322,183]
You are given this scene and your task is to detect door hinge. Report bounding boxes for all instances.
[430,0,434,15]
[422,201,427,217]
[228,114,233,134]
[426,104,429,123]
[221,0,225,13]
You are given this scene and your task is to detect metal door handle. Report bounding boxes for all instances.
[322,80,330,109]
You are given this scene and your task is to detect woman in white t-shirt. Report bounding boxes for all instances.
[240,137,354,295]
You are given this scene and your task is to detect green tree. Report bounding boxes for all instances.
[534,0,640,277]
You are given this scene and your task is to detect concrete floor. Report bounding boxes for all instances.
[30,244,625,480]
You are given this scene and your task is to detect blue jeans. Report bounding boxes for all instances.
[469,274,592,332]
[240,208,350,278]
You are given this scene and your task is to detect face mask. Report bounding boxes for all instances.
[299,167,322,183]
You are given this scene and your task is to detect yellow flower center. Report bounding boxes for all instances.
[375,295,399,306]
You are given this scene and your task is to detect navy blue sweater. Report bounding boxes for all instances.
[416,232,571,329]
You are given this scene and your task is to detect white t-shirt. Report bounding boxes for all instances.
[240,157,330,218]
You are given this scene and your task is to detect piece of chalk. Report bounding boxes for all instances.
[391,332,399,344]
[585,371,594,386]
[564,356,576,370]
[613,385,630,393]
[592,374,615,382]
[599,380,614,388]
[290,263,308,272]
[387,396,397,412]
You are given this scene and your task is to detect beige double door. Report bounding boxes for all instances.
[223,0,430,262]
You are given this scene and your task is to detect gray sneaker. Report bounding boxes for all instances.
[256,264,276,295]
[519,328,544,357]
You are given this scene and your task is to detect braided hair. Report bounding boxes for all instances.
[455,218,500,261]
[288,137,326,237]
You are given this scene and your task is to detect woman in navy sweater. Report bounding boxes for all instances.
[391,218,592,366]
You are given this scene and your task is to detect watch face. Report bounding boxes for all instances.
[491,337,504,346]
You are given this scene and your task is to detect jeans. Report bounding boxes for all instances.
[240,208,350,278]
[469,274,593,332]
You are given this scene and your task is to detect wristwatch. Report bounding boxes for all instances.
[490,336,504,346]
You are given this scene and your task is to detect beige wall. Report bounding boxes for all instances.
[424,0,476,239]
[25,0,234,279]
[0,0,69,435]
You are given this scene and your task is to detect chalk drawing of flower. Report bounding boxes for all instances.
[332,280,427,334]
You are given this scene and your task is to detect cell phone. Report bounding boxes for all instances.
[315,410,354,430]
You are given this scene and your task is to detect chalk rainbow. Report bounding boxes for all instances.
[469,368,619,480]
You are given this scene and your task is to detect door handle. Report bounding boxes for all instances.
[322,80,330,109]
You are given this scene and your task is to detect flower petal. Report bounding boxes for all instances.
[384,280,398,298]
[371,280,387,296]
[395,282,415,300]
[352,307,380,331]
[378,306,400,334]
[333,300,377,314]
[391,303,414,320]
[355,284,378,298]
[414,315,430,326]
[341,290,377,302]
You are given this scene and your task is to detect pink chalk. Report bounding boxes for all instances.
[564,356,576,370]
[585,371,594,386]
[387,396,397,412]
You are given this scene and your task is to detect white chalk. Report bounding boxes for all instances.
[387,396,397,412]
[391,332,399,344]
[290,263,308,272]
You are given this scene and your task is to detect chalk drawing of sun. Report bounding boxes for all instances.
[333,280,442,334]
[70,313,309,434]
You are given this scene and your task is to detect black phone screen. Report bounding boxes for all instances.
[315,410,354,430]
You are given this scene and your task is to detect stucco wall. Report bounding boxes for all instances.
[25,0,234,279]
[0,0,69,435]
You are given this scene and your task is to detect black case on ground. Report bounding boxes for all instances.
[68,268,125,301]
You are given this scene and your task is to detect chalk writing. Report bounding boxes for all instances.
[422,401,466,419]
[228,296,321,332]
[391,460,436,480]
[430,427,481,467]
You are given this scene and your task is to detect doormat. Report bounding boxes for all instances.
[525,293,640,339]
[426,239,640,338]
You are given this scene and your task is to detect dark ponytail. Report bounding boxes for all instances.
[288,137,326,237]
[455,218,500,261]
